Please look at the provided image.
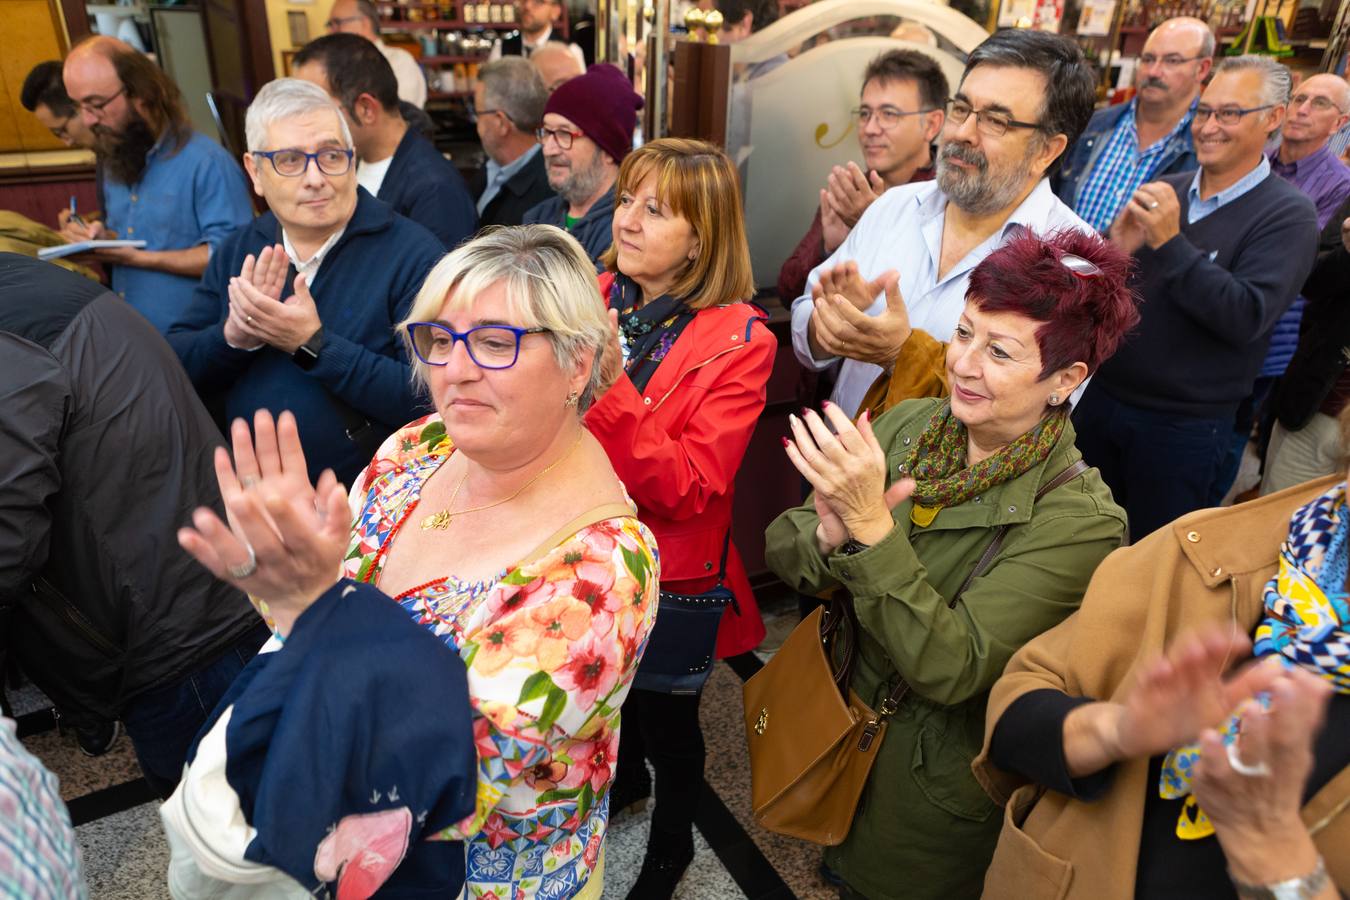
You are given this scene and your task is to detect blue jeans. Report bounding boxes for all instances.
[1207,375,1277,505]
[121,620,270,798]
[1073,387,1230,541]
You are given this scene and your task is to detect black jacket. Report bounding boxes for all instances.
[0,254,259,720]
[1274,195,1350,430]
[378,127,478,250]
[474,147,553,229]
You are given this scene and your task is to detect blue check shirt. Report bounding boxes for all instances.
[104,131,253,334]
[1074,99,1197,234]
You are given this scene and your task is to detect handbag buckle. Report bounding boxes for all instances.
[878,697,899,717]
[857,718,881,751]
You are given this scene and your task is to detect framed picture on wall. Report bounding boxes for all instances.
[288,10,310,46]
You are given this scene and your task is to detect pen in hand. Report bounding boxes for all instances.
[69,196,88,229]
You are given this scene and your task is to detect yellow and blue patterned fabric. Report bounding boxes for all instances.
[1161,481,1350,838]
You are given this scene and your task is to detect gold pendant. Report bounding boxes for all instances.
[421,510,453,531]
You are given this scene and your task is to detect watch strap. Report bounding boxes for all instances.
[1231,856,1328,900]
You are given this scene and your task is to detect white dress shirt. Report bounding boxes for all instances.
[377,40,427,109]
[790,178,1092,416]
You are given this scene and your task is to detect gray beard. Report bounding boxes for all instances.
[554,157,610,210]
[935,140,1037,216]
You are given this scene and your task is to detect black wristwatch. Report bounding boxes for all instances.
[293,326,324,371]
[840,538,871,556]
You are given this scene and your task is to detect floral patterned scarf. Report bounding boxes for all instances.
[904,403,1069,526]
[1161,480,1350,839]
[606,272,697,394]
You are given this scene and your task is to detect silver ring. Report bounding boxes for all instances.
[1226,740,1271,778]
[225,544,257,579]
[1148,200,1159,210]
[246,314,254,324]
[239,476,259,489]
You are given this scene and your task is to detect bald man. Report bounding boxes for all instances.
[531,41,583,92]
[56,37,252,333]
[1056,16,1214,233]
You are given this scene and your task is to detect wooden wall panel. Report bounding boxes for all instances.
[0,0,70,153]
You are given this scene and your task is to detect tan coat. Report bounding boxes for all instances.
[972,475,1350,900]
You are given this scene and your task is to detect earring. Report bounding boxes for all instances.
[1048,393,1061,406]
[565,389,580,408]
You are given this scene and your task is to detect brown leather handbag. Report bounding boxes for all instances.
[743,460,1089,845]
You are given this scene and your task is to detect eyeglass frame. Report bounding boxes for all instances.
[468,102,513,125]
[76,85,127,117]
[1138,53,1206,68]
[324,13,366,30]
[406,322,552,370]
[849,104,941,130]
[1288,93,1347,115]
[536,125,585,150]
[250,147,356,177]
[1193,103,1276,126]
[943,98,1043,138]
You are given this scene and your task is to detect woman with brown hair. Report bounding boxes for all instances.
[585,138,776,899]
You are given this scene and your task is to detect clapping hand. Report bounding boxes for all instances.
[177,409,349,636]
[808,265,911,367]
[825,161,886,227]
[227,270,323,355]
[224,244,290,349]
[785,402,915,553]
[1126,182,1181,249]
[594,307,624,400]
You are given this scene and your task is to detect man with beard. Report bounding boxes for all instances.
[1077,55,1318,540]
[789,29,1096,418]
[489,0,585,69]
[57,37,253,335]
[777,49,946,304]
[166,79,442,487]
[292,33,477,251]
[522,63,641,267]
[1055,17,1211,233]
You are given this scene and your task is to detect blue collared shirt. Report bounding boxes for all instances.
[790,178,1091,415]
[1187,156,1271,224]
[1075,98,1197,234]
[103,131,253,333]
[477,143,541,215]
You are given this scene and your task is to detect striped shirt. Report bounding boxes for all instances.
[1074,99,1197,234]
[0,718,86,899]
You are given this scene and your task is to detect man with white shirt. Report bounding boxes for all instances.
[489,0,585,69]
[293,34,477,249]
[791,29,1098,418]
[324,0,427,109]
[166,79,442,484]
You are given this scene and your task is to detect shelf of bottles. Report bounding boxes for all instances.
[377,2,521,100]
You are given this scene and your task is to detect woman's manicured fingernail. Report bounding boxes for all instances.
[781,436,790,448]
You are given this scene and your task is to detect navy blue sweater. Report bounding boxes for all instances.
[1094,172,1318,419]
[522,186,615,270]
[166,190,442,483]
[378,127,478,251]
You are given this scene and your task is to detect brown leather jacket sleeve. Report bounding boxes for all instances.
[857,328,949,420]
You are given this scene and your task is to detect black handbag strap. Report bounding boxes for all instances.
[859,458,1092,741]
[713,529,732,586]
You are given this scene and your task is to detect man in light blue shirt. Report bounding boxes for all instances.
[58,36,252,334]
[472,57,552,227]
[791,30,1098,417]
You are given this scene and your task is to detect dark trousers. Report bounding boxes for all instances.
[615,688,704,844]
[1208,375,1278,505]
[1073,387,1230,541]
[121,620,270,798]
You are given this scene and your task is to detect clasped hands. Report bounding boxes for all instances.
[177,409,349,638]
[785,402,915,554]
[1109,181,1180,255]
[819,162,886,254]
[223,243,322,354]
[807,261,911,368]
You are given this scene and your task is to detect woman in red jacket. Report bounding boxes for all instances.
[585,138,775,899]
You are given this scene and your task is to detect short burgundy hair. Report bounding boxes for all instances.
[966,228,1139,379]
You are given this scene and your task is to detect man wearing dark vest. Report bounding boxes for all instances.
[489,0,584,67]
[1074,55,1319,540]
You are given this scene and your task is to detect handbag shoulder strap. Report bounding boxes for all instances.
[516,501,636,570]
[947,458,1090,608]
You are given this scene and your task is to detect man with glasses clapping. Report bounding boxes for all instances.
[166,78,443,486]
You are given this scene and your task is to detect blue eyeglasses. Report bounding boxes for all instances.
[407,322,551,370]
[251,147,354,177]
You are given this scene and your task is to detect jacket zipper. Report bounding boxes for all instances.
[30,577,121,658]
[649,344,744,413]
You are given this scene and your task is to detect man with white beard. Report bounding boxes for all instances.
[790,29,1098,417]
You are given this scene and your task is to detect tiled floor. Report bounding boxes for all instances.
[15,593,835,899]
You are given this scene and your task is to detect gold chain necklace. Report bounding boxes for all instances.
[420,431,583,531]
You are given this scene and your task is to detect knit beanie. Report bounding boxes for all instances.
[543,63,644,165]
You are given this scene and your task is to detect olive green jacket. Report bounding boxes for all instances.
[764,398,1126,900]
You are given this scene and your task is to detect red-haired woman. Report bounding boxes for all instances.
[765,229,1141,900]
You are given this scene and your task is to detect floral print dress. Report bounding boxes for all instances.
[343,414,660,900]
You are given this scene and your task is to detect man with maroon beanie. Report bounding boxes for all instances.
[523,63,643,267]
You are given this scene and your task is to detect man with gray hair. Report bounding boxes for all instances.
[166,78,442,485]
[473,56,552,228]
[1073,55,1319,539]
